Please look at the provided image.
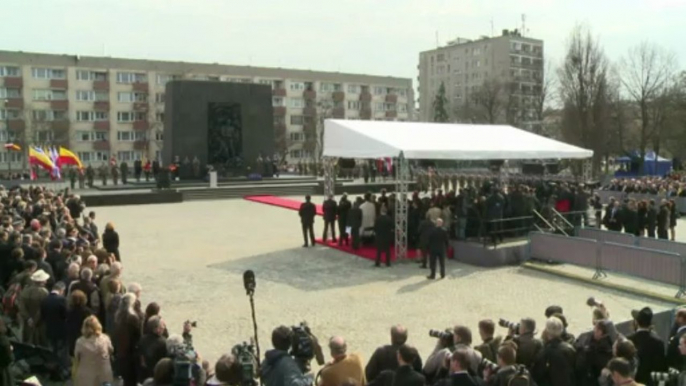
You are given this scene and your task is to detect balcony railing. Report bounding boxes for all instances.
[133,120,149,130]
[93,80,110,91]
[94,121,110,130]
[303,90,317,99]
[5,98,23,109]
[273,106,287,116]
[3,77,22,88]
[133,140,148,150]
[385,94,398,103]
[8,120,25,131]
[132,82,149,92]
[332,91,345,102]
[50,120,70,131]
[50,100,69,110]
[94,101,110,111]
[272,88,286,97]
[332,107,345,118]
[133,102,149,111]
[49,79,68,89]
[303,106,317,116]
[93,140,110,151]
[359,92,372,102]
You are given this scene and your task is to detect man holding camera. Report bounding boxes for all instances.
[667,309,686,371]
[317,336,365,386]
[475,320,502,363]
[435,349,483,386]
[261,326,312,386]
[531,317,576,386]
[511,318,543,371]
[483,345,531,386]
[366,325,422,383]
[627,307,666,385]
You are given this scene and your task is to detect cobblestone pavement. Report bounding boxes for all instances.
[94,199,675,371]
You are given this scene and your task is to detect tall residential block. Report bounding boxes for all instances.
[0,51,413,168]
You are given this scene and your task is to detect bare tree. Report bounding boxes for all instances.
[470,79,507,124]
[531,59,559,135]
[620,42,677,172]
[557,25,612,173]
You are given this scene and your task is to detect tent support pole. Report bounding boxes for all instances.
[323,157,335,197]
[395,152,409,261]
[582,158,592,183]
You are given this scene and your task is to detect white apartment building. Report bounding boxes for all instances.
[0,51,413,167]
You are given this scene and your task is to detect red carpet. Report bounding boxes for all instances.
[244,195,323,216]
[315,238,419,262]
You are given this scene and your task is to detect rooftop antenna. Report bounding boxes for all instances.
[435,30,439,48]
[490,17,494,37]
[521,14,526,37]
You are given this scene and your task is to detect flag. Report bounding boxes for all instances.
[4,143,20,151]
[49,147,61,180]
[58,147,83,169]
[29,147,55,172]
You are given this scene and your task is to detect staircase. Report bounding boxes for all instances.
[180,183,316,201]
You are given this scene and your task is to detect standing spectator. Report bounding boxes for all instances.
[667,309,686,371]
[41,281,68,367]
[69,267,101,315]
[348,198,363,250]
[427,218,449,280]
[532,317,576,386]
[322,194,338,243]
[100,261,124,312]
[475,319,502,363]
[0,319,13,386]
[435,349,482,386]
[512,318,543,370]
[373,208,394,267]
[452,326,483,375]
[599,338,639,386]
[366,325,422,383]
[298,195,316,248]
[577,321,613,386]
[368,344,425,386]
[66,290,93,359]
[627,307,666,385]
[115,293,143,386]
[102,222,120,261]
[18,269,50,345]
[105,279,123,334]
[606,358,642,386]
[657,200,670,240]
[669,199,678,241]
[138,316,169,382]
[337,194,351,246]
[74,315,114,386]
[318,336,365,386]
[646,200,657,238]
[260,326,311,386]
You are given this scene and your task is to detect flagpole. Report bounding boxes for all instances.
[3,99,9,178]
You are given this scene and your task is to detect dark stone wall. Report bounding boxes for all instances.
[164,81,274,175]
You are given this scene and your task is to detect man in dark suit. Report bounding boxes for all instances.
[427,218,449,279]
[365,325,423,383]
[348,198,363,250]
[368,344,425,386]
[40,281,68,368]
[322,194,338,243]
[374,208,394,267]
[435,349,484,386]
[417,218,435,269]
[646,200,658,238]
[657,200,670,240]
[299,195,316,247]
[337,194,352,246]
[667,309,686,371]
[138,316,169,382]
[627,307,666,385]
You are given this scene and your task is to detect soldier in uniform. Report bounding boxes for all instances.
[78,168,85,189]
[86,165,95,188]
[111,163,120,185]
[134,159,142,182]
[192,156,200,178]
[120,161,129,184]
[68,166,77,189]
[99,164,108,186]
[443,172,450,192]
[451,173,458,192]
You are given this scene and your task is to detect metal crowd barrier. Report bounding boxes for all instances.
[528,231,686,297]
[577,228,637,246]
[594,190,686,214]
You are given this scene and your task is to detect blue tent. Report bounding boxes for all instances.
[615,151,672,176]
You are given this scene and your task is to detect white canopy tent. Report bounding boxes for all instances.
[321,119,593,260]
[323,119,593,160]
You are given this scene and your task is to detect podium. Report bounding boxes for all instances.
[209,171,218,188]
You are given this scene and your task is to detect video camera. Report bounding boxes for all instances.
[481,357,498,373]
[429,329,454,342]
[498,319,520,332]
[232,342,257,386]
[171,322,200,386]
[651,369,680,385]
[291,322,315,361]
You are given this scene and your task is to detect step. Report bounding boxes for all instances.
[182,186,314,201]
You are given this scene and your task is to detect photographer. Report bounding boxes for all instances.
[532,317,576,386]
[627,307,666,385]
[435,349,483,386]
[366,325,422,383]
[475,320,502,363]
[423,329,453,384]
[576,320,613,386]
[667,309,686,371]
[511,318,543,370]
[483,345,532,386]
[606,358,641,386]
[318,336,365,386]
[206,354,242,386]
[165,328,207,386]
[260,326,312,386]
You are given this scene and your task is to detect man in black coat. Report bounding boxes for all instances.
[134,159,142,182]
[40,281,68,368]
[646,200,658,238]
[337,194,352,246]
[532,317,576,386]
[657,200,670,240]
[417,218,435,269]
[627,307,666,385]
[512,318,543,370]
[365,325,423,383]
[667,309,686,371]
[298,195,316,247]
[427,218,449,279]
[348,198,363,250]
[435,349,484,386]
[138,316,169,382]
[322,194,338,243]
[368,344,425,386]
[374,208,394,267]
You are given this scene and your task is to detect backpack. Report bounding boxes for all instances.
[2,282,22,319]
[507,366,533,386]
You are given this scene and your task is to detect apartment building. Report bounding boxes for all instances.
[418,29,544,124]
[0,51,413,167]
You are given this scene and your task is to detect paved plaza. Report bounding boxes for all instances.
[94,197,677,369]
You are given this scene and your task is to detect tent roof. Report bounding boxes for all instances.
[322,120,593,160]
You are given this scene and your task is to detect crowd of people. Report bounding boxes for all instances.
[602,175,686,198]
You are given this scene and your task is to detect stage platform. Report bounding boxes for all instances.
[452,239,529,267]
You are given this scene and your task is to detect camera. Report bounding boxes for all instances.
[498,319,520,332]
[185,320,198,328]
[651,369,679,384]
[481,357,498,373]
[586,297,603,308]
[232,342,257,386]
[170,333,199,386]
[290,322,314,361]
[429,329,454,341]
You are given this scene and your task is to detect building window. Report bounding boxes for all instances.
[32,89,67,101]
[384,103,395,111]
[76,90,109,102]
[398,89,407,97]
[117,112,146,122]
[156,112,165,122]
[272,97,285,107]
[347,84,360,94]
[116,72,147,83]
[0,88,21,98]
[0,110,21,120]
[31,68,66,79]
[76,70,107,81]
[289,98,304,108]
[289,82,305,91]
[77,152,92,162]
[290,115,304,125]
[117,131,147,141]
[76,111,109,121]
[374,102,384,111]
[32,110,67,121]
[320,83,334,92]
[0,66,20,77]
[347,101,360,110]
[373,87,386,95]
[36,131,54,142]
[289,132,304,142]
[117,92,148,103]
[398,104,408,113]
[117,151,144,161]
[155,93,165,103]
[259,79,273,87]
[76,131,108,142]
[155,131,163,141]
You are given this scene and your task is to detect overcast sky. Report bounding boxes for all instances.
[2,0,684,84]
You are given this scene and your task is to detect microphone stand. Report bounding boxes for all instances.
[247,288,261,372]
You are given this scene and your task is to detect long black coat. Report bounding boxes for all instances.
[365,344,422,383]
[337,198,351,226]
[323,199,338,222]
[628,330,666,384]
[532,338,576,386]
[299,202,316,225]
[40,292,67,342]
[348,206,362,229]
[66,306,93,356]
[374,215,394,249]
[103,229,120,261]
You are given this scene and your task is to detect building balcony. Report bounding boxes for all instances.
[303,106,317,116]
[3,77,23,88]
[332,91,345,102]
[93,80,110,91]
[50,120,70,131]
[133,120,149,130]
[133,140,148,150]
[275,123,287,136]
[133,102,149,111]
[332,107,345,119]
[94,121,110,130]
[5,98,23,109]
[303,122,316,135]
[50,100,69,110]
[360,108,372,119]
[50,79,68,89]
[132,82,149,92]
[385,94,398,103]
[7,120,25,131]
[94,101,110,110]
[93,141,110,151]
[303,90,317,99]
[272,88,286,97]
[359,92,372,102]
[52,138,70,148]
[273,106,287,116]
[385,110,398,118]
